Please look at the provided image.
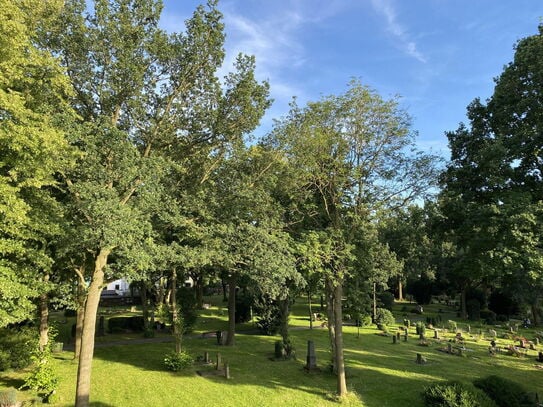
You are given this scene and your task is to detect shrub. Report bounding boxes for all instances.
[378,291,395,311]
[255,302,282,335]
[63,308,77,318]
[375,308,395,329]
[479,310,496,325]
[423,381,497,407]
[163,351,193,372]
[448,320,457,331]
[416,322,426,337]
[21,348,59,404]
[473,375,532,407]
[466,299,481,321]
[107,316,144,333]
[356,314,372,327]
[0,327,36,371]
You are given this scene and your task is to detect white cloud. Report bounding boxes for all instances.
[370,0,427,63]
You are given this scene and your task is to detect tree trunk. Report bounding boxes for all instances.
[75,248,110,407]
[226,273,237,346]
[325,277,336,374]
[460,286,468,319]
[373,282,377,322]
[141,282,149,331]
[221,276,228,302]
[279,297,290,344]
[333,280,347,398]
[398,278,403,302]
[38,292,49,351]
[74,277,87,360]
[532,301,541,326]
[195,274,204,309]
[170,268,182,353]
[308,290,313,330]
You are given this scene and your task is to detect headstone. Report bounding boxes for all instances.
[392,335,397,344]
[467,325,471,334]
[416,353,426,364]
[403,332,408,342]
[396,331,401,339]
[489,329,497,338]
[535,337,540,346]
[216,353,222,370]
[305,340,317,371]
[419,333,425,341]
[204,351,210,364]
[538,352,543,363]
[434,330,439,340]
[224,363,230,379]
[130,306,137,312]
[97,316,105,337]
[510,326,515,333]
[447,343,453,354]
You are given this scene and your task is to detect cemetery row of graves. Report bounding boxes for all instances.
[1,298,542,406]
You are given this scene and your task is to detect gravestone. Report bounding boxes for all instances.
[416,353,426,364]
[403,331,408,342]
[97,316,105,337]
[396,331,401,339]
[489,329,497,338]
[434,330,439,340]
[447,343,453,354]
[538,352,543,363]
[204,351,210,364]
[216,353,222,370]
[466,325,471,334]
[224,363,230,379]
[393,335,397,344]
[535,338,540,346]
[305,340,318,371]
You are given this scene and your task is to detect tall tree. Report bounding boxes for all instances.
[269,80,437,397]
[0,0,74,327]
[440,24,543,322]
[47,1,269,405]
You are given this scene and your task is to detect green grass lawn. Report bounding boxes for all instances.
[1,298,542,406]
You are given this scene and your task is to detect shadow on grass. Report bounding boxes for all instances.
[0,376,25,389]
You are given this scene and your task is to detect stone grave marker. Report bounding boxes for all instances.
[305,340,318,371]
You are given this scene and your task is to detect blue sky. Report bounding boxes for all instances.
[161,0,542,157]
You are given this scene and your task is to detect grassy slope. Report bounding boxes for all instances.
[1,298,542,406]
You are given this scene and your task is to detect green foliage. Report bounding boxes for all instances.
[473,375,532,407]
[374,308,395,329]
[107,316,145,333]
[448,320,457,331]
[0,327,37,371]
[416,322,426,336]
[163,351,193,372]
[423,381,497,407]
[21,348,59,403]
[378,291,395,311]
[177,286,198,334]
[0,388,17,407]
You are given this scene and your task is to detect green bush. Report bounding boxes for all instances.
[416,322,426,337]
[107,316,144,333]
[163,351,193,371]
[473,375,532,407]
[0,327,37,371]
[378,291,395,311]
[375,308,395,329]
[423,381,497,407]
[479,310,496,325]
[22,350,59,404]
[448,320,457,331]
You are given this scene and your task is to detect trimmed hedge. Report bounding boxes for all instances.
[423,381,497,407]
[107,316,144,333]
[473,375,533,407]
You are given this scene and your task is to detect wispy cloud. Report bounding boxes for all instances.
[370,0,427,63]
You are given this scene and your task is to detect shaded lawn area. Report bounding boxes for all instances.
[1,297,542,406]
